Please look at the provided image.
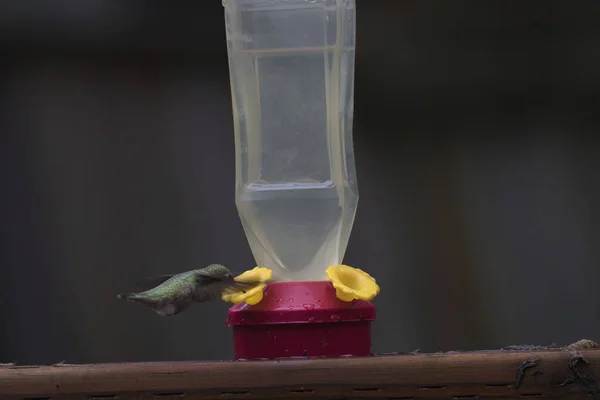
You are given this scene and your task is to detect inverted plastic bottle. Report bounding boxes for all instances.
[224,0,358,282]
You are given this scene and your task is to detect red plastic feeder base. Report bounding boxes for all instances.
[227,281,376,359]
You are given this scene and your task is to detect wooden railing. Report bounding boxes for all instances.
[1,347,599,399]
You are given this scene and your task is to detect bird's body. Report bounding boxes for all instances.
[117,264,251,316]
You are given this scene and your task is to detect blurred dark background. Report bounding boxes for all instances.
[1,0,600,364]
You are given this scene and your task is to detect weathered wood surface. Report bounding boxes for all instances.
[1,349,600,399]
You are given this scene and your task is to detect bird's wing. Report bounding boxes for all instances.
[194,280,257,303]
[194,267,230,280]
[135,274,175,290]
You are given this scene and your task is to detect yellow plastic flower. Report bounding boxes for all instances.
[326,265,380,302]
[221,267,272,305]
[233,266,272,284]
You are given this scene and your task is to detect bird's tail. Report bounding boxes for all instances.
[117,293,136,301]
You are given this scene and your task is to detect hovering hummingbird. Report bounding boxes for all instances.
[117,264,253,316]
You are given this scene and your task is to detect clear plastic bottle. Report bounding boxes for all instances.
[223,0,358,281]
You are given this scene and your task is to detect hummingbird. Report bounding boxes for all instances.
[117,264,253,316]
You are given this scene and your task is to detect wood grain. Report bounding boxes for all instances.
[1,350,599,399]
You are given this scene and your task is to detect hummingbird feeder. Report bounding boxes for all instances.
[221,0,378,359]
